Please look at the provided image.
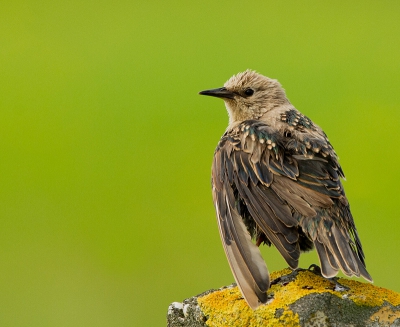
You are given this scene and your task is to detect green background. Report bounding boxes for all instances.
[1,1,399,326]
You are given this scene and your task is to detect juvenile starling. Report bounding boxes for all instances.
[199,70,372,309]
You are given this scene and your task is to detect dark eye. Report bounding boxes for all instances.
[244,88,254,96]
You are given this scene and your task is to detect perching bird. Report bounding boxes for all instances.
[199,70,372,309]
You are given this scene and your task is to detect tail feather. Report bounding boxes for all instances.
[312,222,371,281]
[331,226,359,275]
[314,241,338,278]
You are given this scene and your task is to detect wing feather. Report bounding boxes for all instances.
[211,119,372,309]
[213,187,270,309]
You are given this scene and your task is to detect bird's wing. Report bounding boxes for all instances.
[212,121,303,307]
[212,120,371,304]
[278,113,372,282]
[212,184,270,309]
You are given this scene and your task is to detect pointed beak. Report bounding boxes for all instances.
[199,87,235,100]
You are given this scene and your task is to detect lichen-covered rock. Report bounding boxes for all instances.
[167,288,217,327]
[166,268,400,327]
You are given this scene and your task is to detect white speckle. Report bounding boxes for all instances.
[267,139,272,144]
[260,139,265,144]
[272,142,276,147]
[183,304,190,317]
[266,297,274,305]
[267,145,273,150]
[314,148,320,153]
[168,302,183,315]
[335,284,348,292]
[251,134,256,141]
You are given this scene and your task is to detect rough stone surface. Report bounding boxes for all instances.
[167,268,400,327]
[167,288,220,327]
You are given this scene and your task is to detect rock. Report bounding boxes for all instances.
[167,268,400,327]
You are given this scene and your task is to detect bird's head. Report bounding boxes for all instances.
[199,70,289,124]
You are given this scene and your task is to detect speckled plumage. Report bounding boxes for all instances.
[199,70,372,310]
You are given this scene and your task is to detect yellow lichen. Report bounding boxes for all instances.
[198,268,302,327]
[338,278,400,307]
[370,306,400,324]
[197,268,400,327]
[270,268,292,281]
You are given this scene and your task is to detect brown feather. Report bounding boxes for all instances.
[203,70,371,309]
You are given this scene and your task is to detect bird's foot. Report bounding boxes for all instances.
[308,264,322,276]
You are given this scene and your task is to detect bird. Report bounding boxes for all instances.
[199,70,372,309]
